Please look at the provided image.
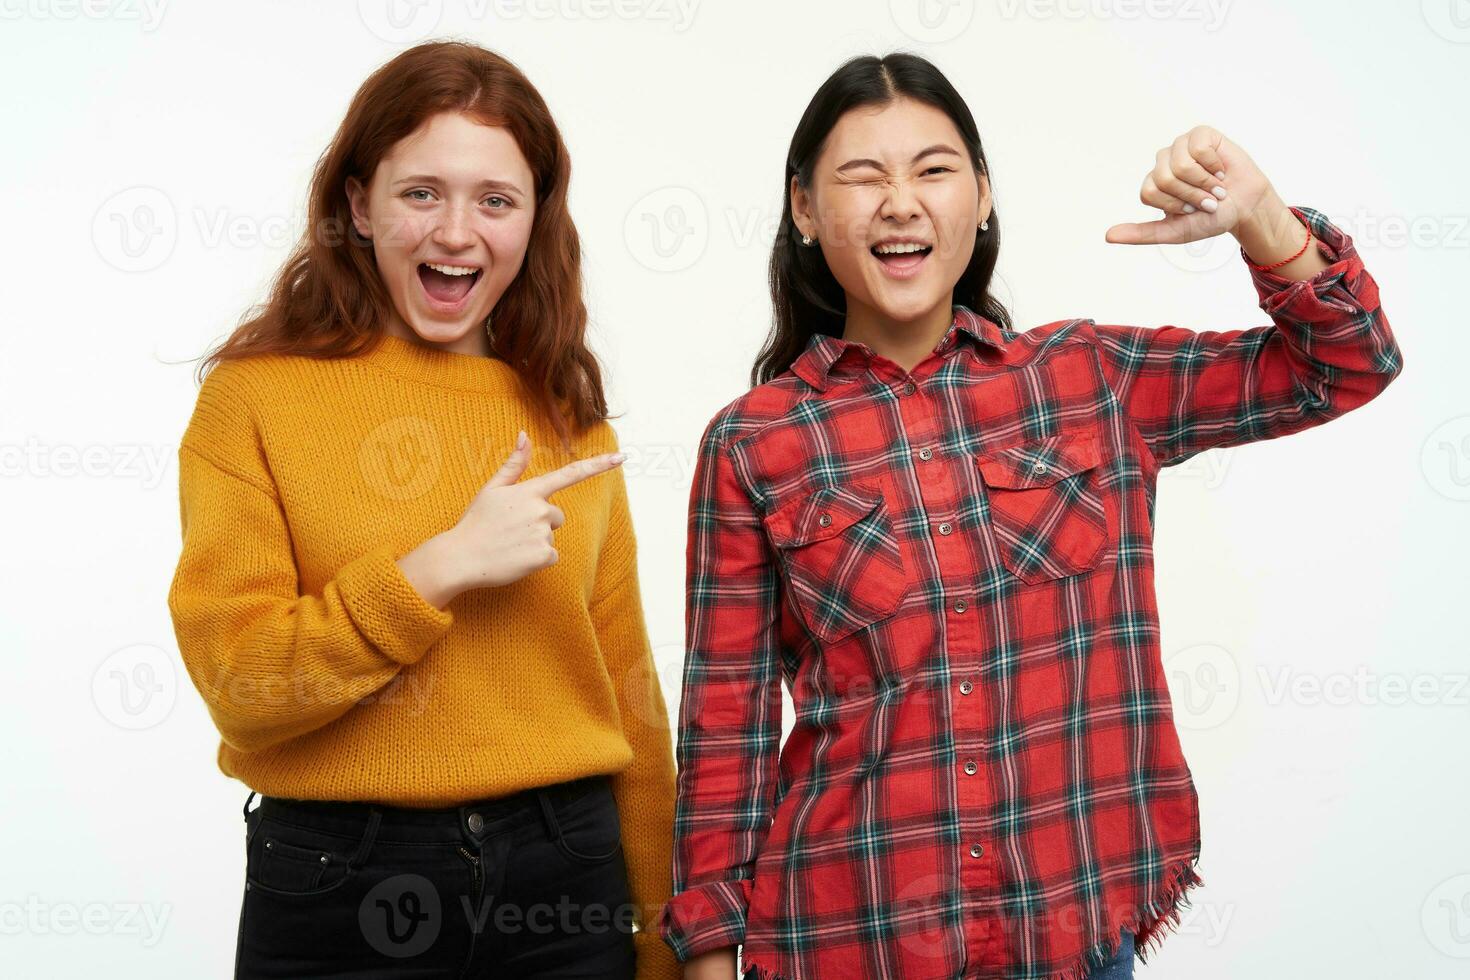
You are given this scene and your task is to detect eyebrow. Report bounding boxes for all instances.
[393,174,526,195]
[835,144,963,174]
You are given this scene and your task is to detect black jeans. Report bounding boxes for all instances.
[234,774,637,979]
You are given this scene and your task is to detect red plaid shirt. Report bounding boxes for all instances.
[659,205,1403,980]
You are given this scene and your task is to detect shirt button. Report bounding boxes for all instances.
[1032,461,1048,473]
[953,598,968,614]
[938,522,953,535]
[964,760,977,775]
[970,843,985,859]
[959,679,973,695]
[467,812,484,833]
[918,446,933,461]
[902,381,916,396]
[818,512,832,528]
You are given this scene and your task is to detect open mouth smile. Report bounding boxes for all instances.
[870,238,933,279]
[416,261,483,313]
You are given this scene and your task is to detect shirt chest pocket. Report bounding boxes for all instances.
[974,430,1109,585]
[761,484,908,644]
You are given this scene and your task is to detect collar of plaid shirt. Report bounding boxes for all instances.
[792,306,1010,392]
[661,205,1403,980]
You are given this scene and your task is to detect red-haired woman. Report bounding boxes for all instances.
[167,41,678,979]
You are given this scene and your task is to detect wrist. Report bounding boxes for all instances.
[397,529,468,609]
[1232,189,1303,264]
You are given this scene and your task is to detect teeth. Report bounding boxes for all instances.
[424,262,479,276]
[873,242,931,255]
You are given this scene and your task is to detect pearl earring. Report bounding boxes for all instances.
[980,220,989,232]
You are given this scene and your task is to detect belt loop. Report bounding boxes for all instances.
[535,790,560,841]
[242,790,257,821]
[347,807,382,871]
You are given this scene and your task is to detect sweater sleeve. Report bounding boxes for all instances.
[166,365,455,754]
[587,453,681,980]
[1087,204,1404,469]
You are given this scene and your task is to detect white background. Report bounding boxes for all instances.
[1,0,1464,976]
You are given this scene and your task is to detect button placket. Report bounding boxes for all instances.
[889,366,995,922]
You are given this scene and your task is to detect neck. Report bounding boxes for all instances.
[842,296,955,373]
[383,310,493,359]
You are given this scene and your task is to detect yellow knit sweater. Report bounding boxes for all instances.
[167,332,678,978]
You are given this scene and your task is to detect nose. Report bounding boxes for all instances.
[878,176,922,223]
[432,201,476,251]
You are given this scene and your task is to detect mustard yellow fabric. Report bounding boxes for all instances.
[167,333,677,976]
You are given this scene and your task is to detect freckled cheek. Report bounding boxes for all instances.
[370,211,431,272]
[480,215,534,268]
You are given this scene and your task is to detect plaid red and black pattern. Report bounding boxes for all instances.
[660,205,1403,980]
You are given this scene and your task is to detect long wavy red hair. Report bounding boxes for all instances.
[197,40,606,453]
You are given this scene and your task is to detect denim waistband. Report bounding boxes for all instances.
[244,773,612,846]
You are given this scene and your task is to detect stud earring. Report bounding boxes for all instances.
[801,234,816,246]
[979,220,989,232]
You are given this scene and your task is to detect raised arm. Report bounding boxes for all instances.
[1093,126,1403,468]
[1090,203,1402,468]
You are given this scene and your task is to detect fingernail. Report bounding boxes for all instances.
[516,430,527,449]
[1182,204,1196,214]
[1215,170,1226,181]
[1211,185,1227,199]
[610,452,627,463]
[1200,197,1218,212]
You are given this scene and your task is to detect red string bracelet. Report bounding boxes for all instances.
[1245,210,1313,271]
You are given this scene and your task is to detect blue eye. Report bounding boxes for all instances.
[406,189,433,201]
[485,196,509,209]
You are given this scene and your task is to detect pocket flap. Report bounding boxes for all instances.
[976,430,1100,489]
[764,484,884,549]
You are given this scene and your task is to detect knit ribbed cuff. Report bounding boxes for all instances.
[337,543,455,666]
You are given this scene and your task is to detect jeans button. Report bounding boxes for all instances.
[467,812,484,833]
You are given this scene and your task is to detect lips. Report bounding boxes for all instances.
[870,241,933,279]
[416,262,482,311]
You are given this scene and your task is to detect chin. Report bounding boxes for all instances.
[404,312,484,343]
[871,294,944,325]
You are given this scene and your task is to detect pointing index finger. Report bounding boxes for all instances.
[523,452,626,497]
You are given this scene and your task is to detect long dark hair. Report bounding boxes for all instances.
[198,41,604,455]
[754,52,1012,386]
